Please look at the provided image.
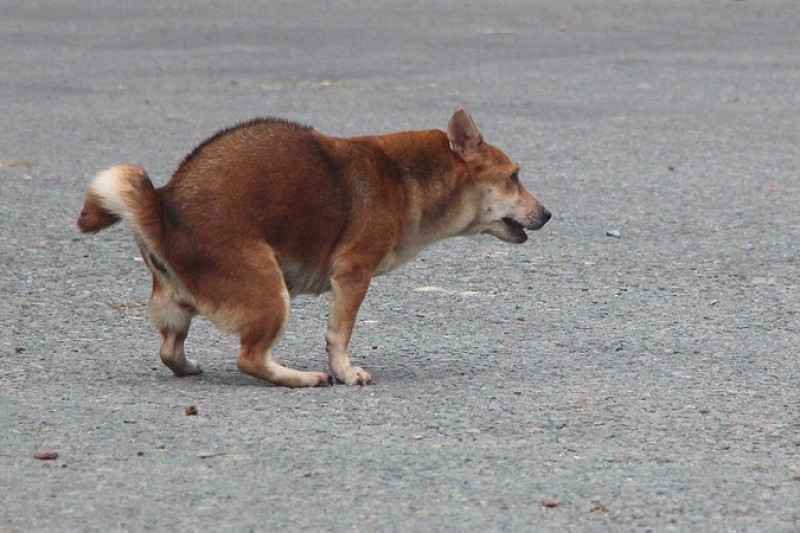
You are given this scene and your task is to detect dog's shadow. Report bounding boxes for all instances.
[133,350,492,389]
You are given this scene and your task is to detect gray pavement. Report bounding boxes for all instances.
[2,1,799,531]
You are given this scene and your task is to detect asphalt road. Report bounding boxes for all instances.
[2,1,799,531]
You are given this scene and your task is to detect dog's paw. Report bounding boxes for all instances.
[336,366,372,386]
[172,358,202,376]
[309,372,334,387]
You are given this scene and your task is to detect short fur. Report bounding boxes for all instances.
[78,109,550,387]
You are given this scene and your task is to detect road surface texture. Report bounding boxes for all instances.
[1,1,798,531]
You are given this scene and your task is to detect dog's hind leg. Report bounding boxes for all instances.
[148,274,201,376]
[197,241,332,387]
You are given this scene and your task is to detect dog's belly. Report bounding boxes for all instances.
[280,261,332,297]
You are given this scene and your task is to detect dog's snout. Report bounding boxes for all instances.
[541,207,551,224]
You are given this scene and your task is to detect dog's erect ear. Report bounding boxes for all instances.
[447,108,483,160]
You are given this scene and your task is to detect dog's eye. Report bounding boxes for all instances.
[510,172,520,184]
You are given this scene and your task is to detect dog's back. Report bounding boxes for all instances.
[156,119,358,293]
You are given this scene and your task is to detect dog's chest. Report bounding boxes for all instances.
[375,244,425,276]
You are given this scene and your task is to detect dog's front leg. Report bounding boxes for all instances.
[326,265,373,385]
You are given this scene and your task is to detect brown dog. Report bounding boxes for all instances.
[77,108,550,387]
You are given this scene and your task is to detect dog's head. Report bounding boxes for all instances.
[447,108,551,243]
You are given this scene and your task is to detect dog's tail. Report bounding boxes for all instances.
[77,164,163,247]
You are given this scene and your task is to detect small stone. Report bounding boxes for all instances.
[34,449,58,460]
[606,230,621,238]
[542,499,559,509]
[185,405,198,416]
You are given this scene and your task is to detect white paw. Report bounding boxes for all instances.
[336,366,372,386]
[305,371,334,387]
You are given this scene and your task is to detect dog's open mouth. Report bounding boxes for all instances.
[502,217,528,243]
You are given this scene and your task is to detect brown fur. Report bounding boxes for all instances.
[78,109,550,387]
[76,191,119,232]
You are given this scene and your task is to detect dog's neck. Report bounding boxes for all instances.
[363,129,481,246]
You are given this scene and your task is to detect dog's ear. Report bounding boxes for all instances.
[447,108,483,160]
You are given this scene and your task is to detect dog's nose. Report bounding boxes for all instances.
[541,207,551,223]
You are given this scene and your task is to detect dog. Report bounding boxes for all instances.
[77,108,550,387]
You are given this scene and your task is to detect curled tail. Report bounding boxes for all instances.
[77,164,163,247]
